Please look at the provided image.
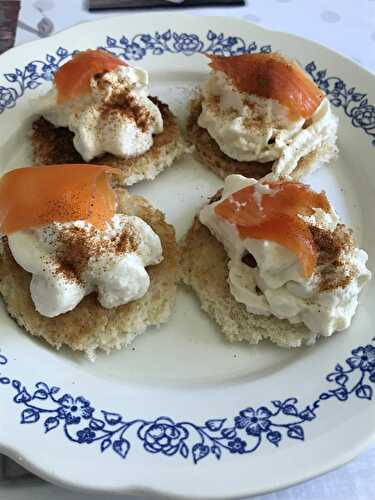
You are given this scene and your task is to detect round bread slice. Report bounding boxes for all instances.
[0,190,177,359]
[187,97,337,181]
[31,97,186,187]
[179,215,320,348]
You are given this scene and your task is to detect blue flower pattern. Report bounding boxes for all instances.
[305,62,375,146]
[138,417,189,455]
[347,345,375,371]
[0,47,71,113]
[172,33,204,55]
[228,437,247,454]
[77,427,96,444]
[57,394,94,423]
[0,87,17,110]
[0,339,374,464]
[235,407,272,436]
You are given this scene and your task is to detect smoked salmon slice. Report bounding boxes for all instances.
[208,53,324,119]
[214,181,330,277]
[54,49,127,104]
[238,214,317,278]
[0,164,121,234]
[215,182,330,226]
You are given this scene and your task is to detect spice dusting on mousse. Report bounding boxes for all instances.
[1,164,163,318]
[98,84,153,133]
[199,175,371,336]
[193,51,338,181]
[214,180,331,278]
[48,222,140,285]
[309,223,358,293]
[35,49,164,162]
[54,49,128,104]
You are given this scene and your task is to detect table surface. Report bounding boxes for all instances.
[2,0,375,499]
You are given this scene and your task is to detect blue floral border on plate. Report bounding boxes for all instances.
[0,29,374,145]
[0,340,374,463]
[0,30,374,464]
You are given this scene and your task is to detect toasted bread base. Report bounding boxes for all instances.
[0,190,177,359]
[187,97,336,181]
[31,97,186,187]
[179,216,320,348]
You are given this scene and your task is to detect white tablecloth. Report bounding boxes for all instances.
[1,0,374,499]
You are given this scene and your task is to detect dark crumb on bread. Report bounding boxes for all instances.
[31,97,186,187]
[208,188,223,204]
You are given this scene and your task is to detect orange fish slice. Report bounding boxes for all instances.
[214,181,330,277]
[54,49,127,104]
[238,214,317,278]
[215,182,330,227]
[0,164,121,234]
[208,53,324,119]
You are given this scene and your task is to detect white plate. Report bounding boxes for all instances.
[0,13,374,499]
